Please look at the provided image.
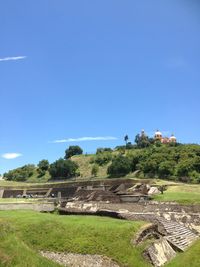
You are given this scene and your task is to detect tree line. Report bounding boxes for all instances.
[4,146,83,182]
[3,134,200,183]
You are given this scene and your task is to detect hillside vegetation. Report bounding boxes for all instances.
[3,141,200,184]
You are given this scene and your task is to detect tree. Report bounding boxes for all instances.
[124,135,129,145]
[176,159,194,177]
[4,164,35,182]
[135,133,151,148]
[49,158,79,179]
[139,158,158,176]
[91,164,99,177]
[158,161,175,178]
[107,155,132,177]
[94,151,112,166]
[38,159,49,171]
[96,147,112,154]
[65,146,83,159]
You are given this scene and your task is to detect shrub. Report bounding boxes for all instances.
[65,146,83,159]
[37,159,49,171]
[94,152,112,166]
[49,158,79,179]
[4,165,36,182]
[91,164,99,177]
[107,155,132,177]
[96,147,112,154]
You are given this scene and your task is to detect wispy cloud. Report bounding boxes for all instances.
[0,56,26,62]
[52,136,118,143]
[2,153,22,159]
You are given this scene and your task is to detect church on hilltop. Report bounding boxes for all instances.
[154,130,177,144]
[140,129,177,144]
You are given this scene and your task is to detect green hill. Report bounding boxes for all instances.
[3,143,200,184]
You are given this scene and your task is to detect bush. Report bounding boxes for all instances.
[107,155,132,177]
[37,169,46,178]
[65,146,83,159]
[49,158,79,179]
[96,147,112,154]
[37,160,49,171]
[91,164,99,177]
[158,161,175,178]
[4,165,36,182]
[189,171,200,183]
[94,152,112,166]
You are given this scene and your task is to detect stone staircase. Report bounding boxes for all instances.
[156,216,199,251]
[119,211,199,251]
[119,211,199,266]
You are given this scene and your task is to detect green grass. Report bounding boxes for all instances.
[0,219,60,267]
[165,240,200,267]
[153,185,200,204]
[0,211,200,267]
[71,154,109,179]
[0,210,151,267]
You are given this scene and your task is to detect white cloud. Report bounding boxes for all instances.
[2,153,22,159]
[0,56,26,62]
[52,136,118,143]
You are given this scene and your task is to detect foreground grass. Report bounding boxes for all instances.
[165,240,200,267]
[0,211,151,267]
[153,185,200,204]
[0,219,59,267]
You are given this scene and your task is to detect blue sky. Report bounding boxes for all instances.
[0,0,200,173]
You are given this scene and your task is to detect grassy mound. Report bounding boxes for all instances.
[0,219,59,267]
[165,240,200,267]
[0,211,150,267]
[153,184,200,204]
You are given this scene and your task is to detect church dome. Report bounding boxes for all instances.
[169,134,176,141]
[155,130,162,137]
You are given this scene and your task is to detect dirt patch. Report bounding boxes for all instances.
[40,251,120,267]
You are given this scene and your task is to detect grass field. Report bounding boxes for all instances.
[0,211,150,267]
[0,211,200,266]
[153,184,200,204]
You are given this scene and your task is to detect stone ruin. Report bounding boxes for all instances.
[0,179,199,266]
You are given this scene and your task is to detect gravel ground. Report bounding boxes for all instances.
[40,251,120,267]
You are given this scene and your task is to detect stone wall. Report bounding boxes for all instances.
[59,201,200,233]
[0,202,55,212]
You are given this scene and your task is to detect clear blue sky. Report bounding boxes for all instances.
[0,0,200,174]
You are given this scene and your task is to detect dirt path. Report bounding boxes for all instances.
[40,251,120,267]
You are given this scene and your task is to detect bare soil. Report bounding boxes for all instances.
[40,251,120,267]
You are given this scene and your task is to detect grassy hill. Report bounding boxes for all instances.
[3,143,200,184]
[0,211,150,267]
[2,154,110,184]
[71,154,109,179]
[0,211,200,267]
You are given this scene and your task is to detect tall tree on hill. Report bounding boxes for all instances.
[38,159,49,171]
[124,135,129,146]
[49,158,79,179]
[65,146,83,159]
[135,133,151,148]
